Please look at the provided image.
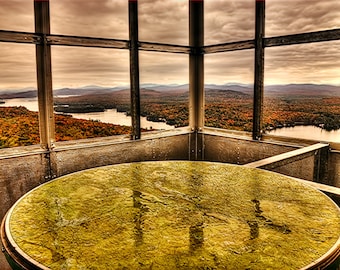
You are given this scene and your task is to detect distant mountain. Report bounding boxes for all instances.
[54,88,108,97]
[141,84,188,93]
[0,83,339,99]
[0,87,36,95]
[0,90,37,99]
[264,84,340,97]
[205,88,250,98]
[206,84,253,95]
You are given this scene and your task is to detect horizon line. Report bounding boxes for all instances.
[1,82,340,91]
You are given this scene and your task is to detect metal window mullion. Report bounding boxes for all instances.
[129,0,141,140]
[265,29,340,47]
[34,0,55,149]
[253,0,265,140]
[189,0,204,131]
[189,0,204,161]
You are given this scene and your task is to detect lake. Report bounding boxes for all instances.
[1,98,339,142]
[266,125,340,143]
[0,98,174,130]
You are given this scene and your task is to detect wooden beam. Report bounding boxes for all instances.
[244,143,329,170]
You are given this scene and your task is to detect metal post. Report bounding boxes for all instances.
[189,0,204,131]
[313,146,329,184]
[34,0,55,149]
[129,0,141,140]
[253,0,265,140]
[189,0,204,160]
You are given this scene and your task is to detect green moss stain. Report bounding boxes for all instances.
[7,161,340,269]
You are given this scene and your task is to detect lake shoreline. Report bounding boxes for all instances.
[1,98,339,142]
[266,125,340,143]
[264,122,340,133]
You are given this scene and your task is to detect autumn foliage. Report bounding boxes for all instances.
[0,106,131,148]
[0,106,40,148]
[1,90,339,148]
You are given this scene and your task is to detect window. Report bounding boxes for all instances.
[139,51,188,130]
[205,50,254,131]
[50,0,129,39]
[139,0,188,45]
[264,41,340,142]
[0,0,34,32]
[0,0,339,148]
[0,44,38,148]
[266,0,340,37]
[52,47,131,142]
[205,0,255,45]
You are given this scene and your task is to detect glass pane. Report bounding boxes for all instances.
[139,51,188,131]
[0,0,34,32]
[205,0,255,45]
[205,50,254,131]
[266,0,340,37]
[0,44,38,148]
[139,0,188,45]
[50,0,128,39]
[264,41,340,143]
[52,47,132,142]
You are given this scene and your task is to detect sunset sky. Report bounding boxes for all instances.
[0,0,340,90]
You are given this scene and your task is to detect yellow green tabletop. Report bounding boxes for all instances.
[4,161,340,269]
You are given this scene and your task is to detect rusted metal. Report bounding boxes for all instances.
[3,29,340,54]
[129,0,141,140]
[189,0,204,160]
[252,0,265,140]
[0,30,41,44]
[139,41,190,54]
[34,0,55,150]
[265,28,340,47]
[47,34,129,49]
[203,40,255,54]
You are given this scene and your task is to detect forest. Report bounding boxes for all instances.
[0,106,131,148]
[139,88,339,132]
[0,86,339,148]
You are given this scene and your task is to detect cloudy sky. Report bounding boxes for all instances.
[0,0,340,90]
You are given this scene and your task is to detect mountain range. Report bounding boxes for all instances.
[0,83,339,99]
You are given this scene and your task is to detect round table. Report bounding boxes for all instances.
[1,161,340,269]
